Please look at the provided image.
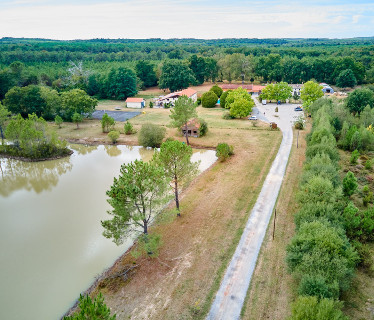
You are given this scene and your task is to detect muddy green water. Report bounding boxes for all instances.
[0,144,216,320]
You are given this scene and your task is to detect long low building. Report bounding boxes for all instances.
[155,88,197,107]
[219,84,266,94]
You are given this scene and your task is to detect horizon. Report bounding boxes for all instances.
[1,0,374,40]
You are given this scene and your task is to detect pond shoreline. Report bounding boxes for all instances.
[66,138,216,150]
[0,149,73,162]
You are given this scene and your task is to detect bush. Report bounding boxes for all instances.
[149,101,153,108]
[101,113,115,133]
[365,159,372,170]
[132,233,162,258]
[294,116,304,130]
[138,123,166,148]
[198,118,208,137]
[63,293,116,320]
[108,130,120,144]
[298,274,339,299]
[124,121,134,135]
[286,220,358,298]
[343,203,374,242]
[72,112,83,129]
[55,115,63,128]
[222,112,233,120]
[275,106,279,112]
[210,84,223,98]
[197,97,202,105]
[353,241,374,270]
[201,91,218,108]
[216,143,234,162]
[350,149,360,164]
[289,296,347,320]
[220,90,231,108]
[342,171,358,197]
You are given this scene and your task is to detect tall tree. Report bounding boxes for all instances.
[101,160,169,245]
[159,60,196,92]
[346,88,374,115]
[300,81,324,110]
[336,69,357,88]
[61,89,98,120]
[189,55,206,85]
[169,95,197,145]
[135,61,158,88]
[153,140,199,217]
[107,67,138,100]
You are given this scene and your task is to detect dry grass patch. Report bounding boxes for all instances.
[241,127,308,320]
[89,128,282,320]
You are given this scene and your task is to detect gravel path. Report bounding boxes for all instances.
[207,97,299,320]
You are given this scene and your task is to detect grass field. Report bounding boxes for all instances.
[56,98,285,320]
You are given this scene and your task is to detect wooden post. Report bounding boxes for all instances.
[272,209,277,240]
[297,130,299,149]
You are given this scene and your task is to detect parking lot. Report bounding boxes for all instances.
[91,110,141,122]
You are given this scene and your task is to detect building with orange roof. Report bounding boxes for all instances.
[220,84,266,94]
[125,97,145,109]
[155,88,197,108]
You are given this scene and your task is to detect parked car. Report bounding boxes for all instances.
[248,115,258,120]
[294,106,303,111]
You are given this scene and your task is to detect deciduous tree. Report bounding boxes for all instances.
[159,60,196,92]
[300,81,324,110]
[169,95,197,145]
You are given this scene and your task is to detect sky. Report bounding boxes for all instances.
[0,0,373,40]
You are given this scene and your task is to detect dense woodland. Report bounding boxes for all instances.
[0,37,374,103]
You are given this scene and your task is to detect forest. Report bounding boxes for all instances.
[0,37,374,103]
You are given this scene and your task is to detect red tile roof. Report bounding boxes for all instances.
[179,88,197,97]
[126,98,144,103]
[220,84,266,92]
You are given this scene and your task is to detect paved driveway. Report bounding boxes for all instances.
[91,110,141,122]
[207,98,300,320]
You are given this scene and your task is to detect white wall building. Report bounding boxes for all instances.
[125,98,145,109]
[155,88,197,107]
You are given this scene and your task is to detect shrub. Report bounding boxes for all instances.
[350,149,360,164]
[131,233,162,258]
[298,274,339,299]
[286,220,358,298]
[201,91,218,108]
[138,123,166,148]
[294,116,304,130]
[342,171,358,197]
[216,143,234,162]
[353,241,374,270]
[220,90,231,108]
[362,185,373,206]
[108,130,120,144]
[222,112,233,120]
[365,159,372,170]
[124,121,134,135]
[101,113,115,133]
[197,97,202,105]
[343,203,374,242]
[275,106,278,112]
[55,115,63,128]
[63,293,116,320]
[72,112,83,129]
[289,296,347,320]
[198,118,208,137]
[149,101,153,108]
[210,84,223,98]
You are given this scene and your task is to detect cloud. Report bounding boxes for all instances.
[0,0,373,39]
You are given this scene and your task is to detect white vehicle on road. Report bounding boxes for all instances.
[248,115,257,120]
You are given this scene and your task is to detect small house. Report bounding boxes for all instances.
[181,118,200,137]
[155,88,197,108]
[290,84,303,96]
[126,98,145,109]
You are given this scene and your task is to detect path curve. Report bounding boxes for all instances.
[207,99,296,320]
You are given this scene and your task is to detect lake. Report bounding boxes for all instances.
[0,144,216,320]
